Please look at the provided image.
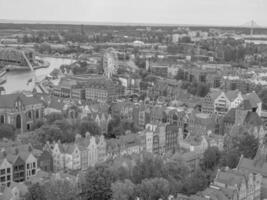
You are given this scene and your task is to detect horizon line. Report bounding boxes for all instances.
[0,18,266,29]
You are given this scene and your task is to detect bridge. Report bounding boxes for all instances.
[240,20,262,35]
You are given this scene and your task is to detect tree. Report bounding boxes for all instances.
[81,164,115,200]
[111,179,136,200]
[32,120,44,130]
[25,183,46,200]
[132,153,165,184]
[107,116,124,138]
[163,155,189,194]
[219,149,240,169]
[237,133,259,159]
[45,112,64,124]
[182,169,209,195]
[0,124,16,140]
[79,119,101,137]
[36,125,64,144]
[201,147,221,171]
[135,178,170,200]
[44,180,77,200]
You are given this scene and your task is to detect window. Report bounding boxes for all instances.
[0,169,5,175]
[0,115,4,124]
[0,177,5,182]
[7,175,10,181]
[33,162,36,168]
[6,168,10,173]
[32,169,36,175]
[27,164,30,169]
[36,110,39,119]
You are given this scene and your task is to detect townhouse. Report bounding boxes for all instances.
[52,133,107,171]
[202,89,230,116]
[0,144,39,186]
[106,133,143,158]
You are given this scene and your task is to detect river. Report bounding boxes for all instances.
[2,57,74,94]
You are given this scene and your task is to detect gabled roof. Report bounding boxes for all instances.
[208,89,223,101]
[225,90,241,102]
[0,93,42,108]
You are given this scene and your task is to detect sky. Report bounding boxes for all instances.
[0,0,266,27]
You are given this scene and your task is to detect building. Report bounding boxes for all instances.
[106,133,143,158]
[150,65,168,77]
[0,93,44,132]
[202,89,230,116]
[214,168,262,200]
[0,153,12,188]
[52,133,107,171]
[237,143,267,199]
[85,78,123,102]
[37,149,53,172]
[103,48,118,79]
[143,123,166,155]
[226,90,244,110]
[165,124,179,153]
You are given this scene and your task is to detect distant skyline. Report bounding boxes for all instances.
[0,0,266,27]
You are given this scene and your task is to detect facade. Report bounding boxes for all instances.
[226,90,244,109]
[202,89,230,116]
[143,123,167,155]
[37,150,53,172]
[165,124,179,153]
[238,144,267,199]
[11,156,25,183]
[103,48,118,79]
[0,156,12,188]
[52,134,107,171]
[0,93,44,132]
[150,65,168,77]
[214,168,262,200]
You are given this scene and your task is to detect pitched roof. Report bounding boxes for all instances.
[225,90,240,102]
[223,108,236,124]
[208,89,223,101]
[0,93,42,108]
[215,169,244,187]
[238,99,253,110]
[244,112,263,127]
[238,156,267,177]
[244,92,261,107]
